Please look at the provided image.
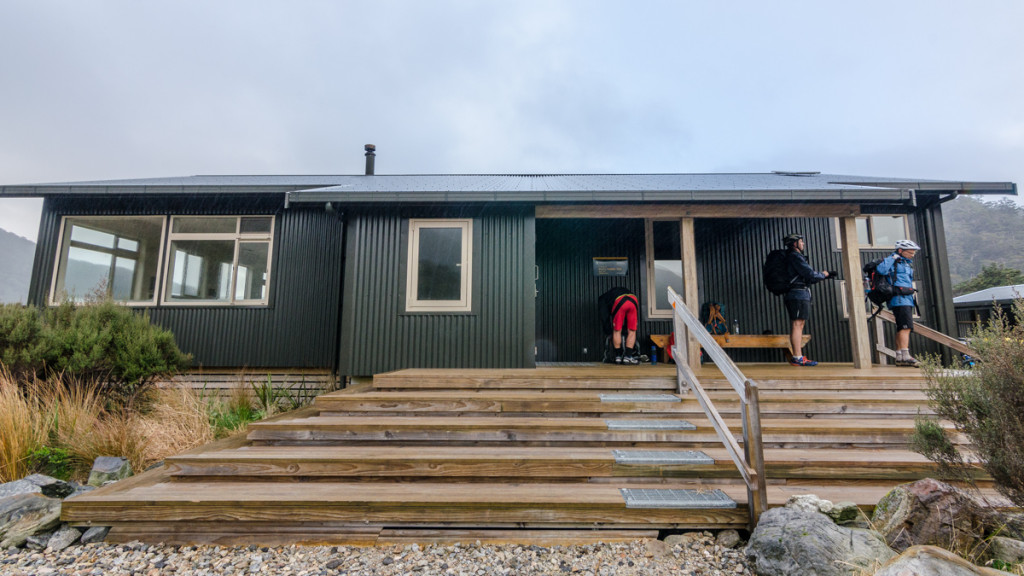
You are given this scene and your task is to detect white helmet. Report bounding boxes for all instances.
[895,239,921,251]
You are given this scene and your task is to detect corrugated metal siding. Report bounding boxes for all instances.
[535,219,665,362]
[338,206,535,376]
[28,196,344,369]
[696,218,852,362]
[533,216,943,364]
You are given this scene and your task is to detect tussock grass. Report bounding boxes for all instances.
[0,369,46,482]
[0,369,215,482]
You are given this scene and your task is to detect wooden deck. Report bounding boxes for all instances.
[62,363,1001,545]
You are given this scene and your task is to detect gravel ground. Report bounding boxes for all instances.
[1,533,752,576]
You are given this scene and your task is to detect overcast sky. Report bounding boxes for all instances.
[1,1,1021,241]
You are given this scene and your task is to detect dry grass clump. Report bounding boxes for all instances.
[0,368,214,482]
[0,369,47,482]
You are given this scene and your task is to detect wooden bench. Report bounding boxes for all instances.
[650,334,811,359]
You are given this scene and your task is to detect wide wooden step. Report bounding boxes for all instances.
[247,415,955,448]
[372,365,928,392]
[313,389,931,419]
[165,445,984,482]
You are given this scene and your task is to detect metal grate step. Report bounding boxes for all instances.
[612,450,714,465]
[605,419,696,431]
[620,488,736,509]
[599,393,680,403]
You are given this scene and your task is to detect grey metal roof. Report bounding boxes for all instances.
[953,284,1024,305]
[1,172,1016,204]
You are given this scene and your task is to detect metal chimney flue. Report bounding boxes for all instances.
[364,144,376,175]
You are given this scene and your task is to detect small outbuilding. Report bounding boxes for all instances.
[953,284,1023,338]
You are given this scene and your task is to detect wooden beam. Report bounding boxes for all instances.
[536,204,862,219]
[876,309,975,356]
[840,216,872,369]
[680,218,702,370]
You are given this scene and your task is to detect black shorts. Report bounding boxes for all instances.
[785,299,811,321]
[892,306,914,331]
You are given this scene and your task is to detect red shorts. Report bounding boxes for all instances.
[612,296,638,332]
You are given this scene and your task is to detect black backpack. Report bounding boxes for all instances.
[763,249,795,295]
[863,259,894,308]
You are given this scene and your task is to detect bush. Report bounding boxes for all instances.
[0,299,191,408]
[0,304,45,383]
[912,298,1024,506]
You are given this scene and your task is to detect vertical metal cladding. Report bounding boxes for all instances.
[696,217,853,363]
[532,214,929,365]
[30,196,344,369]
[338,205,535,376]
[535,219,660,362]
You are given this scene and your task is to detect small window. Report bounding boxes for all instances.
[51,216,166,305]
[163,216,274,305]
[405,219,472,312]
[836,216,909,250]
[645,219,683,319]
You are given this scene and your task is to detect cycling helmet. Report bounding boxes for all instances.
[895,239,921,251]
[783,233,804,246]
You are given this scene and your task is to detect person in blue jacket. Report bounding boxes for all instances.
[876,239,921,367]
[782,234,834,366]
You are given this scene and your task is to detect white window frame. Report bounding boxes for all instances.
[405,219,473,313]
[161,215,275,306]
[834,215,910,250]
[49,215,167,307]
[645,219,683,319]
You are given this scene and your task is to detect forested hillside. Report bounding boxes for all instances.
[0,228,35,303]
[943,196,1024,288]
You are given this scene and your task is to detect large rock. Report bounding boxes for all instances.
[22,475,74,499]
[0,479,41,499]
[0,493,62,548]
[87,456,133,487]
[874,545,1007,576]
[746,506,895,576]
[989,536,1024,565]
[872,478,995,554]
[79,526,109,544]
[46,525,81,552]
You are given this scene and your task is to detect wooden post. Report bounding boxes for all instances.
[839,216,872,368]
[744,380,768,527]
[680,218,701,370]
[874,315,889,365]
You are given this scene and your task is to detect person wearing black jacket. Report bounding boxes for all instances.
[782,234,834,366]
[598,287,640,365]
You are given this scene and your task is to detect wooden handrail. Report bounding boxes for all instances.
[874,309,975,356]
[667,287,768,527]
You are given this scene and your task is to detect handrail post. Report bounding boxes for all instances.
[744,380,768,527]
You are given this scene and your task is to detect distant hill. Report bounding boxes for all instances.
[0,228,35,304]
[943,196,1024,287]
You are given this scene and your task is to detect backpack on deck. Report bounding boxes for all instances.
[699,301,728,335]
[763,249,794,295]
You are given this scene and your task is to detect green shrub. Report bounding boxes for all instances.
[27,446,72,481]
[0,304,45,382]
[0,299,191,408]
[912,297,1024,506]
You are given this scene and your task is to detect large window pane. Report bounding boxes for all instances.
[416,227,463,301]
[166,240,235,301]
[53,217,164,303]
[235,242,270,301]
[870,216,906,248]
